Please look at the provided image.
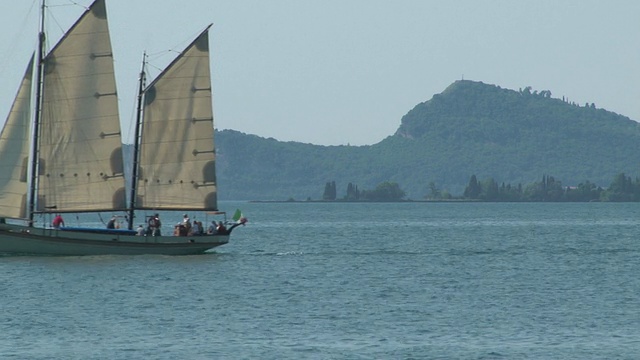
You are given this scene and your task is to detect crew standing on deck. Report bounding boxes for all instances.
[148,213,161,236]
[182,214,192,234]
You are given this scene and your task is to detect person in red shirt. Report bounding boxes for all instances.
[52,214,65,229]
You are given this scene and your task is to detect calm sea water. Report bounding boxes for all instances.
[1,202,639,359]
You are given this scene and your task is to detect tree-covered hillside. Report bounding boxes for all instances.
[215,80,640,200]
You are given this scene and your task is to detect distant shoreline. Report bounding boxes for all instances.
[253,199,485,203]
[248,199,605,203]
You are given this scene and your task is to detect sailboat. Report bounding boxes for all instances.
[0,0,245,256]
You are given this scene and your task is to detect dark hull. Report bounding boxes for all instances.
[0,224,229,256]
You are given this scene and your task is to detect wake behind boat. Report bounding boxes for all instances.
[0,0,245,256]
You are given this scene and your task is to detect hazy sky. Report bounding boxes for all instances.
[1,0,639,145]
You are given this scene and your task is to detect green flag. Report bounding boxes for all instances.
[232,209,242,222]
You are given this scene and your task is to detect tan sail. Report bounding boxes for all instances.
[0,57,34,218]
[136,27,218,210]
[37,0,125,212]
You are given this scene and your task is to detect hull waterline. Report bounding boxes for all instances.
[0,224,228,256]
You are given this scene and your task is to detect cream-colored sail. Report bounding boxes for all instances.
[0,57,34,218]
[136,27,218,210]
[37,0,125,212]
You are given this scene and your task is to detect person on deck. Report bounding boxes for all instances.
[136,224,145,236]
[52,214,65,229]
[216,221,227,234]
[106,216,117,229]
[207,221,217,234]
[149,213,162,236]
[182,214,192,234]
[190,220,201,236]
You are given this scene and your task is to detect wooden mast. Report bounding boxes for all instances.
[28,0,46,225]
[128,52,146,230]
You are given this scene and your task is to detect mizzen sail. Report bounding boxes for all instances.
[37,0,125,212]
[136,26,218,211]
[0,57,34,219]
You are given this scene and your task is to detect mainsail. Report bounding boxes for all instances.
[0,57,34,219]
[37,0,125,212]
[135,26,218,211]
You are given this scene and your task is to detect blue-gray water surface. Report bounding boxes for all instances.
[1,202,639,359]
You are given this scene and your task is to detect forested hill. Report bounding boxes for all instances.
[215,80,640,200]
